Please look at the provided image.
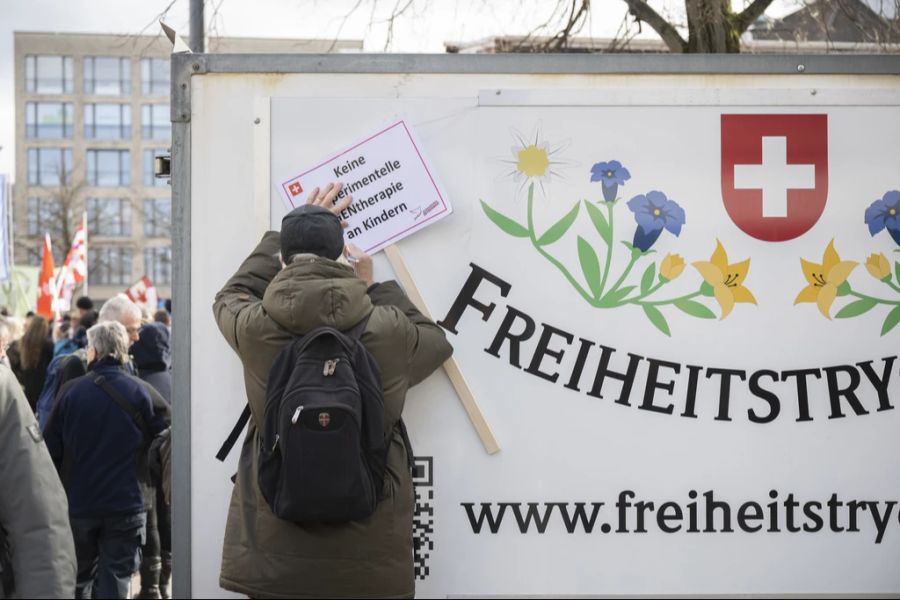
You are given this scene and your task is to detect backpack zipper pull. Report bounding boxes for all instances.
[323,358,341,377]
[291,406,304,425]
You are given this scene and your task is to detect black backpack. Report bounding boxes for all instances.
[218,317,399,524]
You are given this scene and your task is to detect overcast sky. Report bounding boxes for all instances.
[0,0,802,179]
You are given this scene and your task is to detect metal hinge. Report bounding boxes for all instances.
[154,150,172,181]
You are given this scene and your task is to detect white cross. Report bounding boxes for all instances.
[733,136,816,218]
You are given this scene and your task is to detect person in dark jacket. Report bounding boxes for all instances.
[132,322,171,403]
[10,315,54,412]
[44,321,167,600]
[131,322,173,599]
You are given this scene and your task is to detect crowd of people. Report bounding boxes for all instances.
[0,295,173,600]
[1,180,454,600]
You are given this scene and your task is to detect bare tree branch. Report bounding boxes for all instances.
[734,0,777,33]
[383,0,417,50]
[544,0,592,51]
[622,0,688,52]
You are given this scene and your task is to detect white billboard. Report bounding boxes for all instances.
[188,67,900,597]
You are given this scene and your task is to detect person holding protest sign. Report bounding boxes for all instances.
[213,181,452,598]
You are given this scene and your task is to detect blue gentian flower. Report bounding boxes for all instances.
[865,190,900,246]
[627,191,686,251]
[591,160,631,202]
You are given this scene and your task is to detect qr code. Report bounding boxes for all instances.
[412,457,434,581]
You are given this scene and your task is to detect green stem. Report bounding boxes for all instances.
[849,290,900,306]
[884,279,900,295]
[596,202,614,296]
[601,252,640,303]
[636,290,703,307]
[623,280,666,304]
[526,183,600,307]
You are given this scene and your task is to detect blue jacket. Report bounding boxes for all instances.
[44,358,167,519]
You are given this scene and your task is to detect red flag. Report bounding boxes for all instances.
[37,234,56,319]
[125,275,158,310]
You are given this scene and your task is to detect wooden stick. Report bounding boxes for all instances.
[384,244,501,455]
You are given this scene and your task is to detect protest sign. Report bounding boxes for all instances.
[279,120,451,254]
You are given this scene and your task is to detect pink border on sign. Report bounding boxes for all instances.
[279,121,450,252]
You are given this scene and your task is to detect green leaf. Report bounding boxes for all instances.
[673,299,717,319]
[621,241,634,251]
[536,203,580,246]
[882,305,900,336]
[640,263,656,295]
[584,201,612,245]
[834,298,878,319]
[836,281,852,297]
[602,285,636,306]
[577,236,603,299]
[700,281,715,297]
[643,305,671,336]
[480,200,529,238]
[894,261,899,284]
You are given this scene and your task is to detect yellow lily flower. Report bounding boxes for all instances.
[794,240,858,319]
[692,240,757,320]
[659,253,685,282]
[865,253,891,281]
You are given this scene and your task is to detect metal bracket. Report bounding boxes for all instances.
[171,53,209,124]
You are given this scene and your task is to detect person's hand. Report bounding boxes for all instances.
[344,244,374,287]
[306,182,353,227]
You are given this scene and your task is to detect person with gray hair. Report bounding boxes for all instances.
[98,295,143,344]
[37,294,166,428]
[44,321,167,600]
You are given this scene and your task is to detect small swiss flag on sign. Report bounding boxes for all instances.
[288,182,303,197]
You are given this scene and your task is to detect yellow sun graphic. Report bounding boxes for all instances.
[516,144,550,177]
[501,125,570,197]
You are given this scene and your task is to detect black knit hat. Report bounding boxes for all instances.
[76,296,94,311]
[280,204,344,261]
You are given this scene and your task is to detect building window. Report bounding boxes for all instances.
[143,198,171,237]
[83,56,131,95]
[27,148,73,186]
[144,246,172,285]
[86,198,132,237]
[25,102,74,138]
[86,149,130,186]
[84,103,132,139]
[26,197,64,237]
[141,58,169,95]
[88,246,133,285]
[141,104,170,140]
[143,149,168,187]
[25,55,73,94]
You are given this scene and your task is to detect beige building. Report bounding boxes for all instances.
[13,31,362,303]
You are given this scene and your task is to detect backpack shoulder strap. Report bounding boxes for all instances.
[90,372,151,445]
[216,404,250,462]
[398,418,416,474]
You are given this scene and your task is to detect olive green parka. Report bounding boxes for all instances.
[213,232,452,599]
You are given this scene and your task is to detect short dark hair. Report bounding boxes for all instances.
[76,296,94,311]
[154,310,171,326]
